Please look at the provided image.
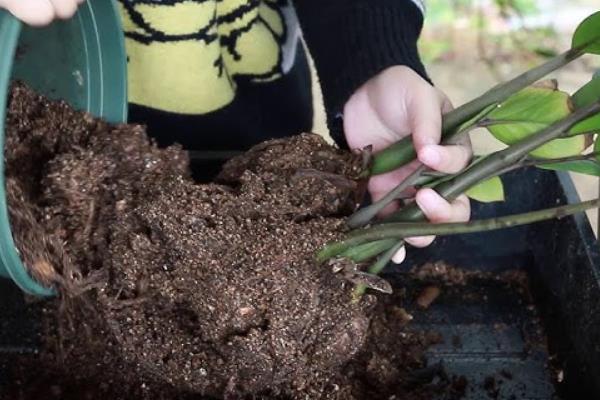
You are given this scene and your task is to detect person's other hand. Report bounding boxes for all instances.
[343,65,472,263]
[0,0,84,26]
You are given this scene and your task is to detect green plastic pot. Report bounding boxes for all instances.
[0,1,128,296]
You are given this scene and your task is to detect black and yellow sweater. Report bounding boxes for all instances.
[117,0,427,163]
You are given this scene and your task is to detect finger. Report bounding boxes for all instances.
[416,189,471,223]
[440,91,470,152]
[408,85,444,152]
[406,235,435,248]
[438,90,455,114]
[49,0,78,19]
[368,159,421,217]
[0,0,55,26]
[391,245,406,264]
[405,190,470,248]
[417,90,472,173]
[418,143,472,174]
[454,129,472,147]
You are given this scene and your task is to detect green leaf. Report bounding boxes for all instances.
[572,77,600,108]
[570,77,600,135]
[540,160,600,176]
[465,177,505,203]
[572,11,600,55]
[485,81,571,127]
[484,83,587,158]
[529,136,589,158]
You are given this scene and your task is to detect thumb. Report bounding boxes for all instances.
[407,85,444,153]
[0,0,55,26]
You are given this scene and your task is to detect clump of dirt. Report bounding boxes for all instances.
[2,84,456,399]
[5,290,450,400]
[5,83,190,289]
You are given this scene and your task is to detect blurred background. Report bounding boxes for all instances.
[311,0,600,233]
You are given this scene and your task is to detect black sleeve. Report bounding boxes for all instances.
[293,0,428,147]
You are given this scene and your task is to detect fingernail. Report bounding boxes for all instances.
[406,235,435,248]
[419,146,440,167]
[392,246,406,264]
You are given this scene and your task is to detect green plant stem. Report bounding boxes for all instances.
[347,102,600,268]
[320,199,600,259]
[354,241,405,297]
[412,151,600,196]
[386,101,600,223]
[370,106,494,178]
[336,239,399,263]
[349,123,484,229]
[370,138,418,176]
[370,48,584,176]
[360,48,586,229]
[347,165,426,228]
[444,49,581,131]
[422,170,450,178]
[346,103,600,286]
[494,151,600,176]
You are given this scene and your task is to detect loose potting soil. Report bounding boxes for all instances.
[2,84,458,399]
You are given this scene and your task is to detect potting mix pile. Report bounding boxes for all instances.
[1,83,468,399]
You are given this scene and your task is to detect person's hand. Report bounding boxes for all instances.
[343,65,472,263]
[0,0,84,26]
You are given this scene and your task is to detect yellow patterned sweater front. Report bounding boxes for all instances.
[118,0,301,115]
